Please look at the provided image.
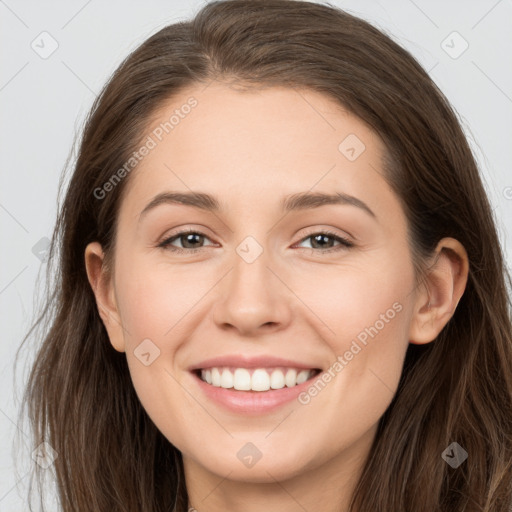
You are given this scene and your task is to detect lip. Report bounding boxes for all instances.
[188,355,320,372]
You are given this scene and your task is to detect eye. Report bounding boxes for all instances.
[294,230,354,254]
[157,228,354,255]
[158,229,215,253]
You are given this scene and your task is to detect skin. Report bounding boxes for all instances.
[85,81,468,512]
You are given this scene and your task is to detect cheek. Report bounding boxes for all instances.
[296,253,413,406]
[291,269,411,463]
[115,259,210,345]
[113,260,217,447]
[297,254,412,348]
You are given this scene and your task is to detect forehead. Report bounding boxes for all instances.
[119,81,395,224]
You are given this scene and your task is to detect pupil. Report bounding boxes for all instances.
[313,234,331,248]
[184,233,202,248]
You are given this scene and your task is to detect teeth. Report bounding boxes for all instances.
[252,369,270,391]
[199,367,316,391]
[296,369,310,384]
[211,368,221,387]
[233,368,251,390]
[270,369,285,390]
[220,369,234,389]
[285,369,297,387]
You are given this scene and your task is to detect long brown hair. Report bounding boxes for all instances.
[16,0,512,510]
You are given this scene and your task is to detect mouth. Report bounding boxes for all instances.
[193,366,322,392]
[188,355,325,413]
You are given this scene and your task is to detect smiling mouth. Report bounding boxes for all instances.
[194,366,322,392]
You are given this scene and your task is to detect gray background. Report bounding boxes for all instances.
[1,0,511,509]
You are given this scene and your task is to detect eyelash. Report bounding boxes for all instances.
[157,228,354,255]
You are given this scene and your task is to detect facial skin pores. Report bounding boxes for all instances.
[85,81,468,512]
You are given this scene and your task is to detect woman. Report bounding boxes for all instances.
[17,0,512,510]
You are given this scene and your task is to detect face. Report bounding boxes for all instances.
[89,81,423,486]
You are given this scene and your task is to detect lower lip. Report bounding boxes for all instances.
[191,371,318,415]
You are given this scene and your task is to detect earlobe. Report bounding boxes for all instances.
[408,237,469,345]
[84,242,126,352]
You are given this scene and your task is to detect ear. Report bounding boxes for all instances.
[408,237,469,345]
[84,242,126,352]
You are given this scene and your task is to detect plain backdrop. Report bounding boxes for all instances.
[1,0,511,509]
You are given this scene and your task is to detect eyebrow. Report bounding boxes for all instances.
[138,190,376,222]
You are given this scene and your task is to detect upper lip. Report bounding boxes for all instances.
[188,355,321,371]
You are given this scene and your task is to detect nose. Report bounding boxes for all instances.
[212,249,292,336]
